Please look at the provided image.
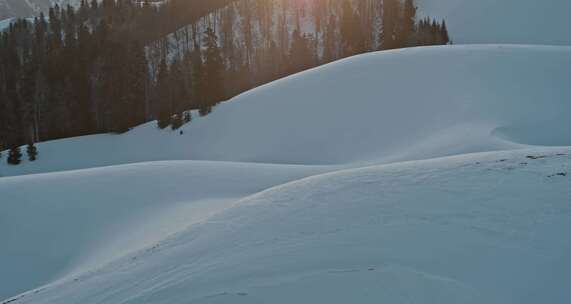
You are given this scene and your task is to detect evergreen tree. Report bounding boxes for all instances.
[340,0,364,56]
[340,0,354,55]
[380,0,400,50]
[156,57,171,129]
[27,143,38,161]
[202,27,224,114]
[289,29,312,73]
[191,47,204,115]
[183,111,192,124]
[401,0,417,47]
[48,5,63,51]
[323,14,337,63]
[125,40,149,128]
[169,58,188,115]
[7,146,22,165]
[441,20,450,44]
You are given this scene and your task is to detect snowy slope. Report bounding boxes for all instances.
[418,0,571,45]
[0,0,34,20]
[4,148,571,304]
[0,161,328,300]
[0,17,36,31]
[2,45,571,176]
[1,45,571,303]
[0,17,12,30]
[0,0,80,19]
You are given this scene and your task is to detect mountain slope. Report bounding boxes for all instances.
[0,0,33,20]
[2,0,570,302]
[418,0,571,45]
[0,0,79,20]
[5,148,571,304]
[2,45,571,176]
[0,161,329,300]
[1,45,571,303]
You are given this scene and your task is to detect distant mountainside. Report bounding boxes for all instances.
[0,0,79,20]
[418,0,571,45]
[5,0,571,47]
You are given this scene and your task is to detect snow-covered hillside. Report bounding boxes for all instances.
[0,161,329,300]
[0,0,34,20]
[1,44,571,304]
[2,45,571,176]
[0,0,79,20]
[0,17,12,29]
[3,148,571,304]
[418,0,571,45]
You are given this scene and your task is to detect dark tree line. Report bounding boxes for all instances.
[159,0,450,112]
[380,0,450,49]
[0,0,450,165]
[0,0,230,164]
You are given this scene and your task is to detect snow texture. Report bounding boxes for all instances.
[2,149,571,304]
[1,35,571,304]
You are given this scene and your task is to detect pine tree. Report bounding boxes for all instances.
[156,57,171,129]
[169,58,188,116]
[220,7,236,70]
[126,40,149,128]
[380,0,400,50]
[183,111,192,124]
[289,29,312,73]
[401,0,417,47]
[202,27,224,114]
[7,146,22,165]
[441,20,450,44]
[340,0,364,56]
[191,47,204,114]
[340,0,354,55]
[431,19,440,45]
[76,22,94,134]
[323,14,337,63]
[27,143,38,161]
[48,5,63,51]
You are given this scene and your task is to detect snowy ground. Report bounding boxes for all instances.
[0,161,329,299]
[3,148,571,304]
[1,45,571,303]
